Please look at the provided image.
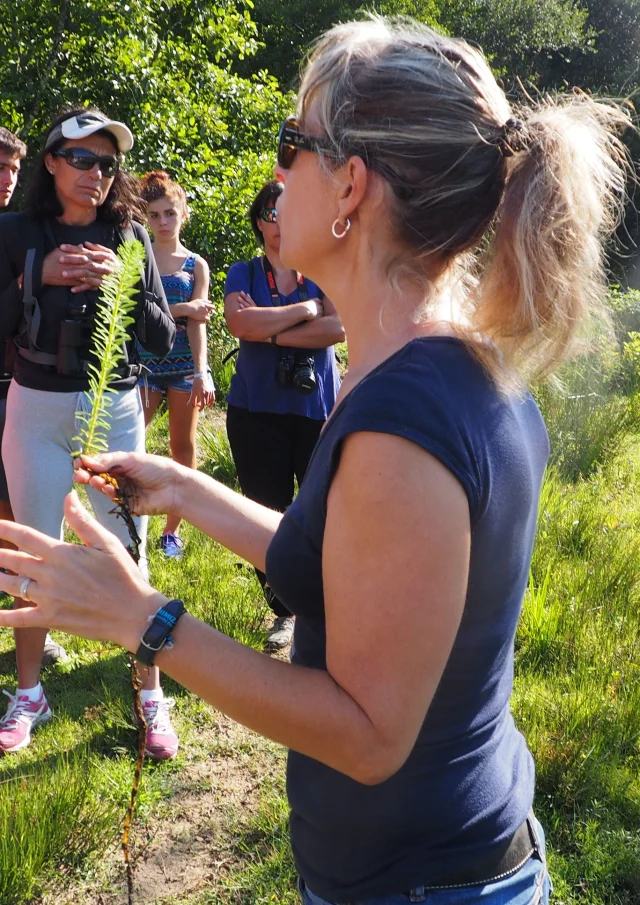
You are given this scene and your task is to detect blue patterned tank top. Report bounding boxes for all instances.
[137,254,196,377]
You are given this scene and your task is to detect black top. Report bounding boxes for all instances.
[265,338,549,902]
[0,213,175,392]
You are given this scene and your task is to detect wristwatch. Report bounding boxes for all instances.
[135,598,186,666]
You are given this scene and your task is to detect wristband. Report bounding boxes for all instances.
[192,372,204,379]
[135,598,186,666]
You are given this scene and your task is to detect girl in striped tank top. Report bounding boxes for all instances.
[139,171,215,559]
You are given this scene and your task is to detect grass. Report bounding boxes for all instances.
[1,340,640,902]
[0,512,268,904]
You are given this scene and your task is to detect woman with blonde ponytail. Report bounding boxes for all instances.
[0,19,630,905]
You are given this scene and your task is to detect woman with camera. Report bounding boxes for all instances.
[224,180,343,649]
[0,107,179,758]
[0,18,631,904]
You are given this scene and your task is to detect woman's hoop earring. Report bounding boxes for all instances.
[331,218,351,239]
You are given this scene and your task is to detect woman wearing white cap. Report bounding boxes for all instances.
[0,106,180,759]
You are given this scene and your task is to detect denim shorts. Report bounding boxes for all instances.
[145,372,196,395]
[298,814,551,905]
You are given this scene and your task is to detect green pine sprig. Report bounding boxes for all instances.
[73,238,146,456]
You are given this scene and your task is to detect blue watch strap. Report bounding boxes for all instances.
[135,599,186,666]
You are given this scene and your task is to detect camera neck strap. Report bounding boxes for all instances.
[261,256,309,305]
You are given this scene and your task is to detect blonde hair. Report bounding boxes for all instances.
[298,18,632,384]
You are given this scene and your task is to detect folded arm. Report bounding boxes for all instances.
[273,296,345,349]
[225,291,322,342]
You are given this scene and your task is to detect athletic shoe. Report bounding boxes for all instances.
[266,616,295,650]
[159,533,185,560]
[41,633,69,666]
[0,689,53,752]
[139,697,179,760]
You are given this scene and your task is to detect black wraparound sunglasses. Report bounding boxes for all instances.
[276,115,413,199]
[277,116,332,169]
[53,147,120,178]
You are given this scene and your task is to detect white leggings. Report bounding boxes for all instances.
[2,381,148,575]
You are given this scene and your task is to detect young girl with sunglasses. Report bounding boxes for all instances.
[0,19,631,905]
[223,180,344,649]
[0,106,179,759]
[138,171,215,561]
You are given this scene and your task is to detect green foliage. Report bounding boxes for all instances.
[198,422,240,490]
[0,751,120,905]
[0,0,291,346]
[514,457,640,903]
[438,0,589,79]
[542,0,640,90]
[243,0,590,86]
[74,239,145,456]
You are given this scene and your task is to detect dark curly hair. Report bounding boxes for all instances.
[25,105,145,225]
[249,180,283,246]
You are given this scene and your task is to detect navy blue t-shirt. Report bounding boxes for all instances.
[224,257,341,419]
[265,337,550,902]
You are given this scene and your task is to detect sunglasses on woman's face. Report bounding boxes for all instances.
[259,208,278,223]
[53,147,119,178]
[277,116,329,169]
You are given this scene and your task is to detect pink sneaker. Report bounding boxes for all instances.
[140,698,179,761]
[0,689,53,752]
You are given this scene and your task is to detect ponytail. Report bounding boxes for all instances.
[473,95,631,383]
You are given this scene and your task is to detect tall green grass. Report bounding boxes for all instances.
[0,515,266,903]
[514,455,640,903]
[0,752,120,905]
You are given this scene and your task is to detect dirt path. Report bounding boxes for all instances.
[44,714,286,905]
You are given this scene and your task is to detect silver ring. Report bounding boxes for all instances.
[19,577,32,601]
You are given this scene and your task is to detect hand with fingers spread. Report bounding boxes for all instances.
[0,491,166,648]
[73,451,184,517]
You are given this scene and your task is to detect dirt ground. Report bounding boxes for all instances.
[45,656,290,905]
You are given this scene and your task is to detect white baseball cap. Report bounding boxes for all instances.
[45,111,134,153]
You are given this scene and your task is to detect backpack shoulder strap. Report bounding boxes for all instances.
[20,219,57,365]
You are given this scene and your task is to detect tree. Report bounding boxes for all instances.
[242,0,591,87]
[540,0,640,91]
[0,0,291,352]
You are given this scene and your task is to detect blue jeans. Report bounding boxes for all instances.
[299,815,551,905]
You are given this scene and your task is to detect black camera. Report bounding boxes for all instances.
[277,351,317,395]
[57,303,93,376]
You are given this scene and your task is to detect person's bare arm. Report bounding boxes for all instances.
[225,291,323,341]
[0,433,469,784]
[273,295,345,348]
[172,257,215,321]
[184,258,214,406]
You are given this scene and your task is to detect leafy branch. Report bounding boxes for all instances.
[74,239,145,456]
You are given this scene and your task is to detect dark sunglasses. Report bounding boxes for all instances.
[259,207,278,223]
[277,116,331,169]
[53,147,119,178]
